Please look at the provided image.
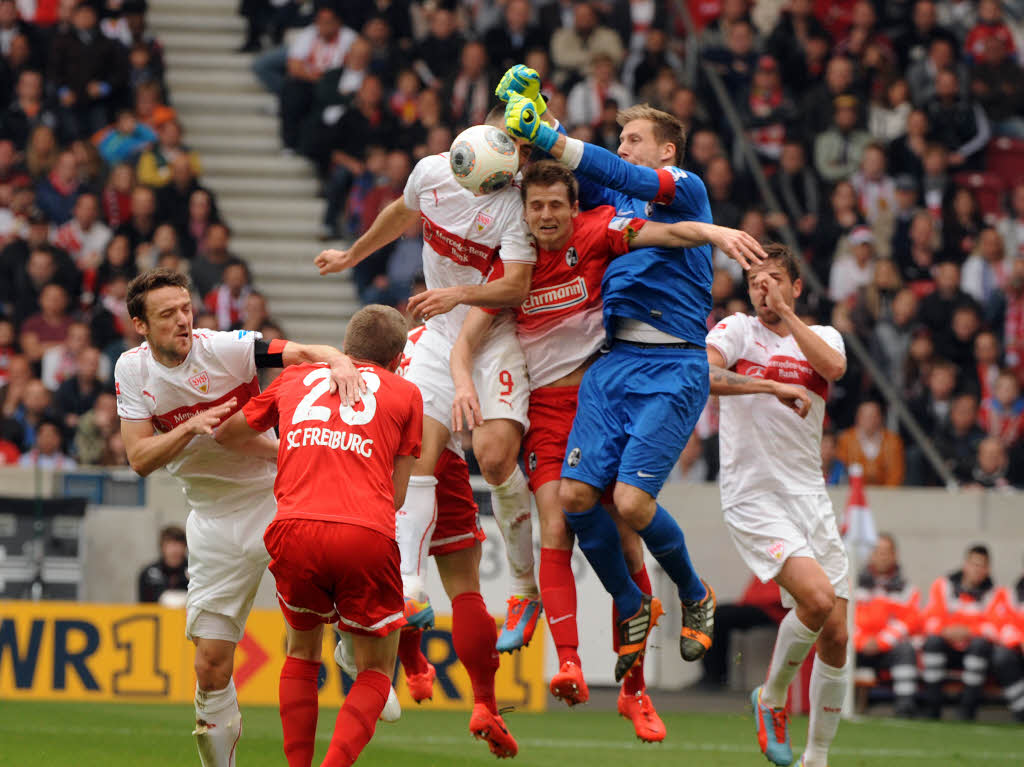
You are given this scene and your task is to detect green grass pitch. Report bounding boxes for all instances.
[1,700,1022,766]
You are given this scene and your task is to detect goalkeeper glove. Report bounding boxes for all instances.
[505,95,558,152]
[495,64,547,116]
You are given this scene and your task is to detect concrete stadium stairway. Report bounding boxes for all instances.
[149,0,359,346]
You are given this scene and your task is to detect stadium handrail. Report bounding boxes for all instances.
[671,0,957,488]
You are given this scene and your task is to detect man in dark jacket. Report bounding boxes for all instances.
[138,525,189,603]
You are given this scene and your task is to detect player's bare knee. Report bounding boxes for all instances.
[611,485,655,530]
[800,586,836,629]
[820,620,849,659]
[559,480,596,514]
[194,651,232,691]
[475,449,516,485]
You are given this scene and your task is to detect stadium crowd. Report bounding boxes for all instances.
[243,0,1024,490]
[0,0,276,471]
[1,0,1023,492]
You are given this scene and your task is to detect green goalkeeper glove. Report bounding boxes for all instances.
[504,94,558,152]
[495,64,547,116]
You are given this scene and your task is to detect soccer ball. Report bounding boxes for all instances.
[449,125,519,195]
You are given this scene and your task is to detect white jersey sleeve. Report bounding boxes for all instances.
[812,325,846,358]
[114,352,151,421]
[497,212,535,265]
[404,154,443,211]
[705,313,750,367]
[207,329,261,382]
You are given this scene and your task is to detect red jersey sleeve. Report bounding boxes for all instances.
[398,385,423,457]
[242,372,285,432]
[603,213,647,257]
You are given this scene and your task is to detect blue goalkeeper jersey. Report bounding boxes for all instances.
[573,142,713,346]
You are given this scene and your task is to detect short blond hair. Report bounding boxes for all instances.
[617,104,686,165]
[342,305,408,367]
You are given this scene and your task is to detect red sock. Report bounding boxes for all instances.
[322,669,390,767]
[452,591,500,714]
[279,656,320,767]
[540,547,580,667]
[398,628,428,676]
[612,566,651,696]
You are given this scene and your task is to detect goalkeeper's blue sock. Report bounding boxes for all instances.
[564,503,642,617]
[638,505,707,603]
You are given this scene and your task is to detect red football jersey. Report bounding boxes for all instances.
[242,361,423,539]
[491,205,645,388]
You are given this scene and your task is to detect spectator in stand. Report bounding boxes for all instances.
[906,37,964,108]
[133,81,176,131]
[868,79,912,147]
[961,227,1009,321]
[967,436,1012,490]
[19,418,75,469]
[918,259,974,333]
[484,0,546,75]
[101,163,134,229]
[815,94,872,184]
[701,0,756,52]
[53,192,111,283]
[138,525,189,604]
[136,116,201,188]
[25,123,57,181]
[998,183,1024,262]
[924,69,990,172]
[964,0,1016,64]
[979,369,1024,448]
[95,234,137,293]
[1,69,68,151]
[35,149,81,226]
[1005,259,1024,370]
[701,18,760,99]
[920,544,998,720]
[566,52,631,130]
[0,353,29,418]
[895,0,958,70]
[851,143,896,239]
[943,187,984,263]
[973,330,1002,402]
[699,576,785,689]
[872,288,919,392]
[888,108,929,181]
[704,155,743,231]
[918,142,951,218]
[240,290,272,332]
[765,0,827,89]
[178,187,219,262]
[738,55,792,169]
[19,282,73,364]
[48,2,127,138]
[204,259,251,330]
[937,301,982,374]
[116,185,158,254]
[895,210,937,293]
[837,399,906,486]
[821,428,847,485]
[623,30,684,100]
[934,392,986,485]
[74,389,118,465]
[96,109,157,167]
[278,5,356,151]
[549,1,624,87]
[969,34,1024,140]
[685,128,723,180]
[829,226,877,304]
[798,55,859,142]
[41,319,109,391]
[190,222,235,298]
[412,7,464,88]
[852,257,902,335]
[771,140,821,246]
[908,357,957,439]
[443,40,492,130]
[54,345,104,432]
[854,534,920,717]
[11,378,57,450]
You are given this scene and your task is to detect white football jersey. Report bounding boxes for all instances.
[403,153,535,346]
[115,329,276,516]
[706,313,846,508]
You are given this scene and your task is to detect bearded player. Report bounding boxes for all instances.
[451,160,765,740]
[706,244,849,767]
[501,73,718,680]
[115,268,365,767]
[214,305,419,767]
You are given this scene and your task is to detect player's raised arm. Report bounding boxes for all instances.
[630,221,766,270]
[406,261,532,319]
[315,196,420,275]
[271,339,365,404]
[449,307,497,432]
[706,346,811,417]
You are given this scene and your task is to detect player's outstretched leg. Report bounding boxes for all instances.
[796,598,848,767]
[614,565,666,742]
[192,632,242,767]
[397,627,436,703]
[438,545,518,758]
[396,474,439,625]
[474,420,541,654]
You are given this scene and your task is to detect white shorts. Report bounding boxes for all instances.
[406,317,529,432]
[184,494,276,643]
[723,491,849,609]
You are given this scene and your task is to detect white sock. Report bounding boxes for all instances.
[802,655,847,767]
[193,680,241,767]
[396,476,438,599]
[762,611,821,708]
[488,465,538,598]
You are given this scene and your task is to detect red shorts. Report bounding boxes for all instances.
[523,385,578,493]
[264,518,405,636]
[431,448,485,556]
